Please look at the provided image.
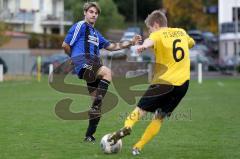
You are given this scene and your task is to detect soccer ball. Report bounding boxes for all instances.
[100,134,122,154]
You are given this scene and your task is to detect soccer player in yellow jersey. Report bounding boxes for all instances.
[108,10,195,155]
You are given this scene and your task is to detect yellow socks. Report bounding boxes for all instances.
[133,118,162,150]
[124,108,141,128]
[124,108,162,150]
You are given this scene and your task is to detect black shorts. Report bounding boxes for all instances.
[78,63,103,94]
[78,63,102,80]
[138,80,189,117]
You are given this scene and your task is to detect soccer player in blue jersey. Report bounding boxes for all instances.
[62,2,141,142]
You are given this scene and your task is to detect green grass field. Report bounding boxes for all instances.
[0,76,240,159]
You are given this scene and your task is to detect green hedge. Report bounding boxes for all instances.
[28,33,64,49]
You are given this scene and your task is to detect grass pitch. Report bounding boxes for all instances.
[0,76,240,159]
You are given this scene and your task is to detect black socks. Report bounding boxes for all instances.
[86,79,110,137]
[91,79,110,109]
[85,116,101,137]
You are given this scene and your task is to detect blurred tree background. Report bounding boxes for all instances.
[0,0,218,49]
[163,0,218,33]
[65,0,124,34]
[64,0,218,33]
[113,0,162,22]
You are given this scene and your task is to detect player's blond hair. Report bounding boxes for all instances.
[145,10,167,27]
[83,2,101,14]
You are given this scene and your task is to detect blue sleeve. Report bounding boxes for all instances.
[64,21,85,46]
[64,23,76,45]
[98,32,110,49]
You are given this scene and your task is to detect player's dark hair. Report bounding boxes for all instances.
[145,10,167,27]
[83,2,101,14]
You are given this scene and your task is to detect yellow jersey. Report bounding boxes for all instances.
[149,28,195,86]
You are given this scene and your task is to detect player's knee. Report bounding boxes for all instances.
[154,109,166,120]
[136,107,147,116]
[154,114,164,120]
[101,67,112,81]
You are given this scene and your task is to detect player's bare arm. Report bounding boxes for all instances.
[136,38,154,53]
[105,35,142,51]
[62,42,71,56]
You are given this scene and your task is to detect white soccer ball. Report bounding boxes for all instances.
[100,134,122,154]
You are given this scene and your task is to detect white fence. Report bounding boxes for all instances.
[0,49,36,75]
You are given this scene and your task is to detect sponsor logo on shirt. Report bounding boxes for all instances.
[88,35,99,46]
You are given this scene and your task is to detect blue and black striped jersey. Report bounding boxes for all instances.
[64,20,110,74]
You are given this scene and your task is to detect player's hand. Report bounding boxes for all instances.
[131,35,142,45]
[136,45,146,53]
[67,59,73,65]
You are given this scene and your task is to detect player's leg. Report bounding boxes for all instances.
[84,79,101,142]
[107,84,163,144]
[132,113,163,154]
[124,107,146,128]
[76,57,111,141]
[90,66,111,113]
[132,81,189,154]
[83,66,112,141]
[108,107,146,144]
